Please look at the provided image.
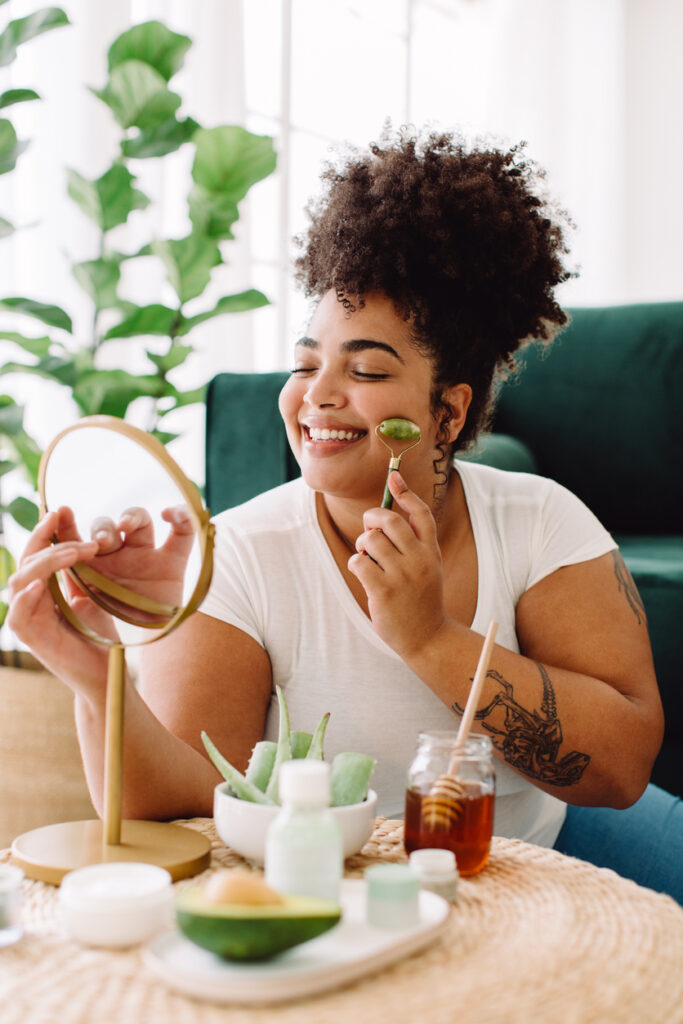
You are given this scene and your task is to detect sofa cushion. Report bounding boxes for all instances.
[494,303,683,534]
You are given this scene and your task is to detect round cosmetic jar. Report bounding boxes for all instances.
[409,848,459,903]
[59,862,173,948]
[365,863,420,930]
[0,864,24,947]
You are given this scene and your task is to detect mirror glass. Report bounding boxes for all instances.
[42,423,204,647]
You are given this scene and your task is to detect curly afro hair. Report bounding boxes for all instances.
[294,126,574,453]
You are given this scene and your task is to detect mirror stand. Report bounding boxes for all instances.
[11,644,211,885]
[10,415,216,885]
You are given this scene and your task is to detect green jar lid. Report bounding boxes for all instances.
[365,864,419,901]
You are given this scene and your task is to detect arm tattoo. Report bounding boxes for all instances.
[611,550,646,625]
[451,663,590,786]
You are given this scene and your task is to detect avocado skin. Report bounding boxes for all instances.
[175,896,341,961]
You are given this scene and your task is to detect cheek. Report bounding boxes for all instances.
[277,380,299,427]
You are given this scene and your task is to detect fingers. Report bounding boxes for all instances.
[115,506,155,548]
[9,539,99,598]
[161,504,195,560]
[90,516,122,554]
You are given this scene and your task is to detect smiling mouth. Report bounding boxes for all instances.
[305,426,366,442]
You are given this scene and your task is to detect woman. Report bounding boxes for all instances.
[8,128,679,900]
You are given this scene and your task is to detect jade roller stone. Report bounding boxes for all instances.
[377,418,422,509]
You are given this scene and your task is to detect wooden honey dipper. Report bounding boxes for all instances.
[420,620,499,830]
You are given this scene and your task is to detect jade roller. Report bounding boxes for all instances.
[375,418,422,509]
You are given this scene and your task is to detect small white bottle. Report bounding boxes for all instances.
[265,760,343,903]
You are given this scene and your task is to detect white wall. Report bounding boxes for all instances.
[624,0,683,302]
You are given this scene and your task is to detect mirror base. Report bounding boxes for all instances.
[11,819,212,885]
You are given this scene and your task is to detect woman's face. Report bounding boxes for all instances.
[278,290,469,506]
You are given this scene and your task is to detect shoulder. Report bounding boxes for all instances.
[211,478,313,541]
[453,459,557,509]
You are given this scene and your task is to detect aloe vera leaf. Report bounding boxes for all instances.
[330,751,376,807]
[201,731,274,805]
[291,731,312,759]
[265,685,292,804]
[245,740,277,791]
[305,711,330,761]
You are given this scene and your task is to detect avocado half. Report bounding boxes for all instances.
[175,889,342,961]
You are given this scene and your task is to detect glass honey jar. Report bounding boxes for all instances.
[404,732,495,876]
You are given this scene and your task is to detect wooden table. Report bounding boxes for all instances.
[1,818,682,1024]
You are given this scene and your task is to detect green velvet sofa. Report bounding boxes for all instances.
[205,302,683,798]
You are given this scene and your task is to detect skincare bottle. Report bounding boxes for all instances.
[265,760,343,902]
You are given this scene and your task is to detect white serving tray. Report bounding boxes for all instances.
[142,878,450,1005]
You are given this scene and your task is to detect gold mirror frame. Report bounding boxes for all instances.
[12,416,216,884]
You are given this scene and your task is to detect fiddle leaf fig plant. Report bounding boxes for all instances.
[0,16,277,628]
[0,4,70,622]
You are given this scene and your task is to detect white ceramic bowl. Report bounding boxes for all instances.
[214,783,378,864]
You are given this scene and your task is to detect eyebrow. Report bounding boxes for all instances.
[296,336,405,363]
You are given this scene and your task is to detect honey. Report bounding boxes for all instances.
[404,783,494,877]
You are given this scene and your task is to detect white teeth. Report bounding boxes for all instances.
[308,427,362,442]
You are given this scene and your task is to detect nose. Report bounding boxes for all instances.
[303,367,347,409]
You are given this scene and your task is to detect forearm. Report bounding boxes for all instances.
[74,682,221,821]
[404,619,661,808]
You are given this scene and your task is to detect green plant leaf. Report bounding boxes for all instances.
[0,215,13,237]
[0,88,40,109]
[187,184,239,240]
[92,60,181,130]
[0,297,72,331]
[0,397,24,434]
[0,601,8,627]
[191,126,277,202]
[160,384,206,410]
[72,256,121,310]
[0,355,78,387]
[146,343,193,374]
[0,7,70,67]
[151,234,222,304]
[6,495,39,531]
[178,289,269,335]
[0,119,28,175]
[0,546,16,586]
[121,114,199,159]
[11,429,42,486]
[67,164,150,233]
[107,20,192,82]
[0,331,52,357]
[103,303,180,340]
[72,369,166,417]
[0,459,17,478]
[150,429,179,446]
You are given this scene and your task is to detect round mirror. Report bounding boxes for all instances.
[39,416,214,648]
[12,416,215,883]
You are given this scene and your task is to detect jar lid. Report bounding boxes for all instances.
[409,849,458,877]
[60,862,172,911]
[279,760,331,807]
[417,732,492,756]
[365,864,419,901]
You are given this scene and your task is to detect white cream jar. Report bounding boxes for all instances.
[60,862,173,948]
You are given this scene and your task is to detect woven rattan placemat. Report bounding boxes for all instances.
[1,818,682,1024]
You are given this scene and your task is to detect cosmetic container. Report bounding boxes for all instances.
[0,864,24,947]
[59,862,173,948]
[365,863,420,929]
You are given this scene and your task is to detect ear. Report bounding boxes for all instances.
[440,384,472,442]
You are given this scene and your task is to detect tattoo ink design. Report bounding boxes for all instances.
[611,550,646,625]
[452,663,590,786]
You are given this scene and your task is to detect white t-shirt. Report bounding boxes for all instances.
[200,461,616,846]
